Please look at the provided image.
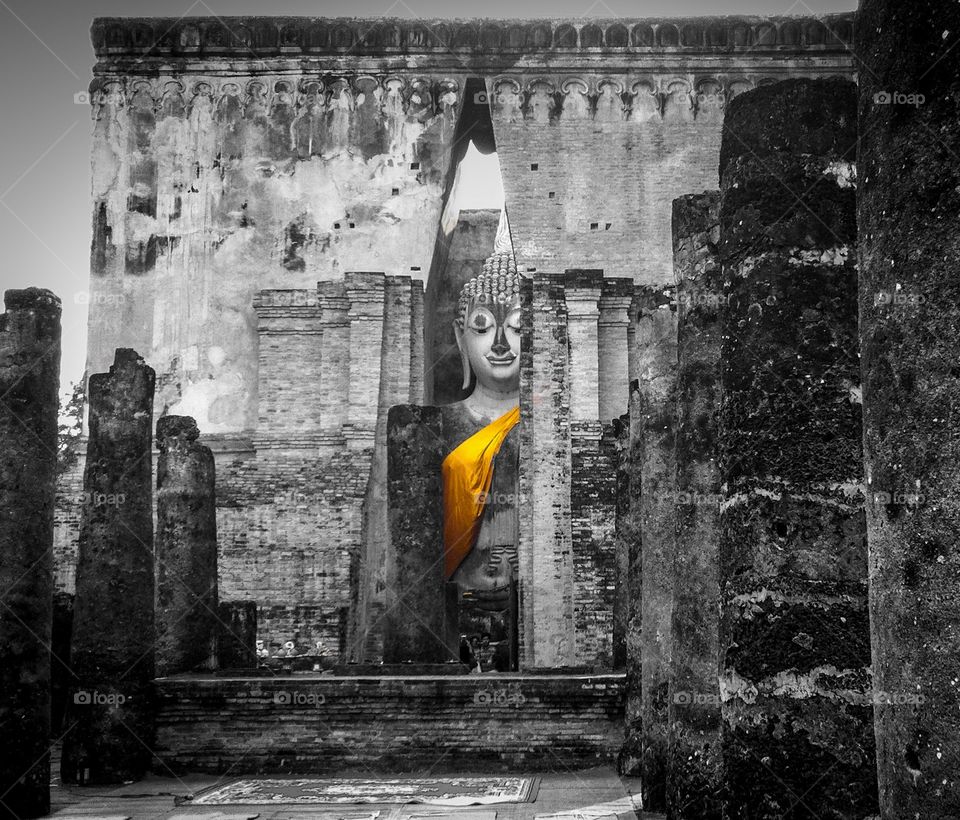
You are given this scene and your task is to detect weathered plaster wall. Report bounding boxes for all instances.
[86,70,460,435]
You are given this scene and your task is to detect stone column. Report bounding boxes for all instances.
[598,279,634,423]
[619,286,677,814]
[717,79,876,816]
[667,191,722,818]
[155,415,218,677]
[858,2,960,815]
[217,601,257,669]
[62,348,155,785]
[0,288,60,819]
[519,274,575,668]
[383,405,453,663]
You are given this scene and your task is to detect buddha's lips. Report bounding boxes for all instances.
[486,354,516,366]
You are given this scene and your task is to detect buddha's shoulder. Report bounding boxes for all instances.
[386,401,489,446]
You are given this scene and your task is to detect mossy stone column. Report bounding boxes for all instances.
[63,349,155,784]
[155,415,218,677]
[717,79,876,817]
[0,288,60,819]
[858,1,960,814]
[667,193,723,819]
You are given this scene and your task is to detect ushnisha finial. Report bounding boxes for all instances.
[456,252,521,328]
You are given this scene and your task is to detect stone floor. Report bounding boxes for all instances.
[45,768,662,820]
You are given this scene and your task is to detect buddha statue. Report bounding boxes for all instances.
[384,211,522,670]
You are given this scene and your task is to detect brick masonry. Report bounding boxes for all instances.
[154,673,626,773]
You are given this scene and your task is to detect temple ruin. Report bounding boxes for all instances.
[0,3,948,818]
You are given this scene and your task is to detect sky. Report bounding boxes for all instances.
[0,0,857,397]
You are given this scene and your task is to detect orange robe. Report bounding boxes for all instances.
[441,405,521,580]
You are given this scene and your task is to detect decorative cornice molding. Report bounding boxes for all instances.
[91,14,855,63]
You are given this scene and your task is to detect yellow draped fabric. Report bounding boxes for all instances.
[441,405,521,580]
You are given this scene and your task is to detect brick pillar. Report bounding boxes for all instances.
[520,274,575,668]
[0,288,60,819]
[155,415,218,677]
[217,601,257,669]
[564,269,608,665]
[317,282,350,436]
[564,269,602,424]
[598,279,634,423]
[409,279,425,404]
[667,191,722,818]
[253,289,324,444]
[344,272,385,448]
[718,79,875,816]
[858,3,960,814]
[620,286,677,814]
[63,348,156,784]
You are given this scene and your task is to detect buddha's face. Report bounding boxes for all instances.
[455,298,521,394]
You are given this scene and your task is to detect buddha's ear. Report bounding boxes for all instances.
[453,320,471,391]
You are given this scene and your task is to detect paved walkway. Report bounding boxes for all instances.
[45,768,664,820]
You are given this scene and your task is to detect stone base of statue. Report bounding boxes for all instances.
[458,579,519,672]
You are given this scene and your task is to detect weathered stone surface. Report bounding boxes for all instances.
[52,592,75,736]
[717,79,875,817]
[62,348,156,785]
[0,288,60,819]
[153,673,627,774]
[667,191,722,819]
[616,384,642,761]
[619,286,677,810]
[857,2,960,815]
[91,16,855,59]
[155,415,218,677]
[216,600,257,669]
[384,404,454,663]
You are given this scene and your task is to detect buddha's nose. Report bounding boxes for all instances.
[490,324,511,357]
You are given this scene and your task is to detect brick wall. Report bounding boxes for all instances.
[154,673,626,773]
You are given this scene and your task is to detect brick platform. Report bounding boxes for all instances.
[154,673,625,774]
